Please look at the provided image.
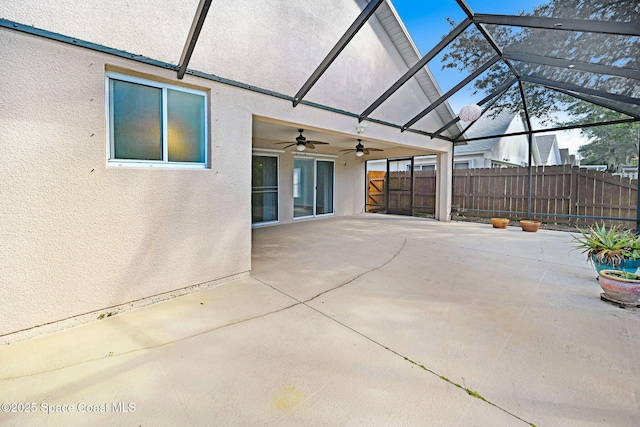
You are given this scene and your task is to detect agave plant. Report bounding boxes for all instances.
[572,223,640,267]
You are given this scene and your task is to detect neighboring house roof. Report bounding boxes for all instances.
[535,134,558,165]
[454,109,515,154]
[372,1,460,139]
[559,149,580,166]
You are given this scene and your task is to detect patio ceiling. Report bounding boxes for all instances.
[252,119,437,161]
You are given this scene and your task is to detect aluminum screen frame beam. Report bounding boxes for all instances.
[451,82,515,144]
[456,0,522,79]
[451,87,512,145]
[292,0,384,107]
[459,117,639,143]
[435,77,517,139]
[521,75,640,106]
[177,0,213,80]
[518,80,535,220]
[503,51,640,81]
[0,18,180,71]
[358,17,472,122]
[545,87,640,120]
[401,54,500,132]
[0,18,455,144]
[474,14,640,37]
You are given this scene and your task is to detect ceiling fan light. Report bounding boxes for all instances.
[296,143,306,151]
[356,150,364,157]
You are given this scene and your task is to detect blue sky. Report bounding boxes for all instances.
[390,0,547,52]
[390,0,546,112]
[388,0,587,153]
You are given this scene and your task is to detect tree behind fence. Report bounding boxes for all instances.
[366,165,638,228]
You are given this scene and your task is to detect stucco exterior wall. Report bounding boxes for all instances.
[0,1,453,339]
[0,29,253,337]
[0,0,444,134]
[336,156,367,216]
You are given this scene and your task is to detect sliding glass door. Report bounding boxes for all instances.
[252,154,279,225]
[316,160,334,215]
[293,158,335,219]
[293,158,314,218]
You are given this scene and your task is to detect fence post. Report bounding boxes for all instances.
[527,133,533,220]
[466,168,472,214]
[568,165,577,227]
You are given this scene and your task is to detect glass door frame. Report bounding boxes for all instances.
[293,156,336,220]
[386,157,414,216]
[251,152,280,227]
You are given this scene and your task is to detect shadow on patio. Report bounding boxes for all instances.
[0,214,638,426]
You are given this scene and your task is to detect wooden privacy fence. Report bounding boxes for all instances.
[366,165,638,228]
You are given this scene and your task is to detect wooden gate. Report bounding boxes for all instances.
[367,171,386,212]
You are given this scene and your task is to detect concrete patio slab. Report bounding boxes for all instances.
[1,214,638,426]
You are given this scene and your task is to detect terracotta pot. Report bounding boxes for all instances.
[520,220,541,232]
[598,270,640,303]
[491,218,509,228]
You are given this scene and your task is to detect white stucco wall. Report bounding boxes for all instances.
[0,0,198,66]
[0,0,445,134]
[0,1,453,339]
[491,117,530,166]
[0,30,253,337]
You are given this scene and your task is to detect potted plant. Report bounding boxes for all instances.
[572,223,640,273]
[520,219,541,232]
[598,270,640,304]
[491,218,509,228]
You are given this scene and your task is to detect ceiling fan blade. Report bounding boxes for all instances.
[274,141,294,145]
[367,148,384,152]
[339,148,354,152]
[341,149,355,154]
[306,143,315,149]
[281,143,295,149]
[306,140,329,145]
[364,149,370,155]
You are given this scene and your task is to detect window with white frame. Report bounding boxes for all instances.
[107,73,208,167]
